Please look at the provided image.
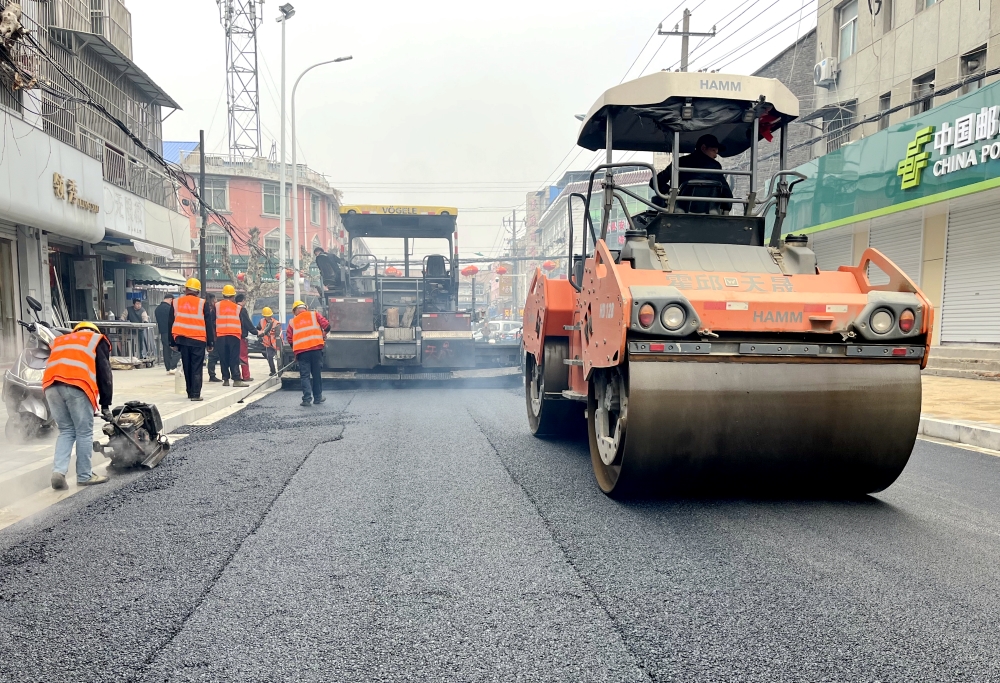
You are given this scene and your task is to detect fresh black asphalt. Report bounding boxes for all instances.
[1,382,999,681]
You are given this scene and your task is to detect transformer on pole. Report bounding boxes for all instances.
[218,0,263,157]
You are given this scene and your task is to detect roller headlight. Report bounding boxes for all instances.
[638,303,655,328]
[661,304,686,330]
[870,309,894,335]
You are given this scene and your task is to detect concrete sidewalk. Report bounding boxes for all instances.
[0,355,278,509]
[920,375,1000,452]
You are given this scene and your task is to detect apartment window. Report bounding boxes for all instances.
[825,102,856,153]
[311,236,321,253]
[264,229,290,260]
[310,193,320,225]
[205,226,229,264]
[260,183,292,218]
[962,47,987,95]
[202,178,228,211]
[878,92,891,131]
[913,71,935,115]
[838,0,858,59]
[923,0,936,9]
[883,0,894,32]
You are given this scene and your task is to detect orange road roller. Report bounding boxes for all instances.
[522,71,933,496]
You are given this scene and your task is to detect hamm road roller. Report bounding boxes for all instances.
[522,71,934,496]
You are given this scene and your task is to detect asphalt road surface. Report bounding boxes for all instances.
[2,382,1000,682]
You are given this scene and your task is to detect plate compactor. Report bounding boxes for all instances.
[522,71,933,497]
[93,401,170,469]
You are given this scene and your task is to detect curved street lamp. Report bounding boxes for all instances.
[290,55,353,302]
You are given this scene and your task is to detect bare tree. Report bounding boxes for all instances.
[220,227,319,314]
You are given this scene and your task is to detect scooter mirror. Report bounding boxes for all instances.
[26,296,42,312]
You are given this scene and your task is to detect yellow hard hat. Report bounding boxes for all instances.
[261,307,273,317]
[185,277,202,292]
[292,300,306,311]
[73,321,101,334]
[222,284,237,297]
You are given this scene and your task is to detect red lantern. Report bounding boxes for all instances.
[495,265,508,275]
[461,265,479,277]
[285,268,294,278]
[236,272,246,282]
[385,266,399,276]
[542,260,557,271]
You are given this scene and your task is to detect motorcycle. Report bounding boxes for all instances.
[1,296,69,442]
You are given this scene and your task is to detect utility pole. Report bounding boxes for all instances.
[199,129,207,294]
[658,8,716,72]
[508,210,519,321]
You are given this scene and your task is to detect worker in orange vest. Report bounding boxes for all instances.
[168,278,216,401]
[257,306,281,376]
[42,321,113,489]
[215,284,248,388]
[234,293,256,382]
[285,300,329,406]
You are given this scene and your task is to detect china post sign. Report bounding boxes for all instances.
[785,78,1000,233]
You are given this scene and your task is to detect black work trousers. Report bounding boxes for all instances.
[216,336,241,382]
[296,349,323,402]
[264,347,277,375]
[160,333,179,370]
[178,344,206,398]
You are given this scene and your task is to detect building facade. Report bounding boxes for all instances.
[0,0,187,366]
[789,0,1000,345]
[174,151,345,293]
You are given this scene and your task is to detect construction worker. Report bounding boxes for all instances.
[234,293,256,381]
[42,321,113,489]
[257,306,281,376]
[215,285,247,388]
[168,278,215,401]
[285,300,329,406]
[205,293,221,382]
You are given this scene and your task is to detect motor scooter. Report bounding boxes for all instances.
[1,296,69,442]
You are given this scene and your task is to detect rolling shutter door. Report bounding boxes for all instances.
[941,203,1000,343]
[867,213,922,285]
[811,226,854,272]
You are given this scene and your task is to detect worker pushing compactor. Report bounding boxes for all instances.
[522,71,934,497]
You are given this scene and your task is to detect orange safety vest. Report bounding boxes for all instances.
[172,295,207,342]
[289,310,325,354]
[42,330,107,410]
[215,299,243,338]
[258,317,280,349]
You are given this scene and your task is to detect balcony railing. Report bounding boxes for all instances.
[83,128,177,211]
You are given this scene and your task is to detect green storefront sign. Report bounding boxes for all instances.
[783,79,1000,235]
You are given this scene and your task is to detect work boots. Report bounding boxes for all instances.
[233,380,249,388]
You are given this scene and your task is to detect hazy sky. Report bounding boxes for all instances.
[132,0,817,261]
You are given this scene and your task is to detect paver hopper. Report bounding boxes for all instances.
[522,72,933,496]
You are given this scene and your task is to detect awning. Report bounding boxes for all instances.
[59,30,181,109]
[123,263,186,286]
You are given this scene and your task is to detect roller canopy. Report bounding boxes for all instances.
[577,71,799,157]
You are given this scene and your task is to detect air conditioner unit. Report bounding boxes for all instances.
[814,58,839,87]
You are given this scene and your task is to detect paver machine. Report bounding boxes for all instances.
[522,71,934,496]
[281,205,519,383]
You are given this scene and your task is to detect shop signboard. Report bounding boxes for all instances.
[0,115,103,242]
[785,79,1000,234]
[103,183,146,240]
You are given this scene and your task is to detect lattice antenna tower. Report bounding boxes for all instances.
[218,0,263,157]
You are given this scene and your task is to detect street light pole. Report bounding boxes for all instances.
[291,55,353,303]
[276,3,295,324]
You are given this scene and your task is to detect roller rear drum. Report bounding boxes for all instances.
[589,358,922,496]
